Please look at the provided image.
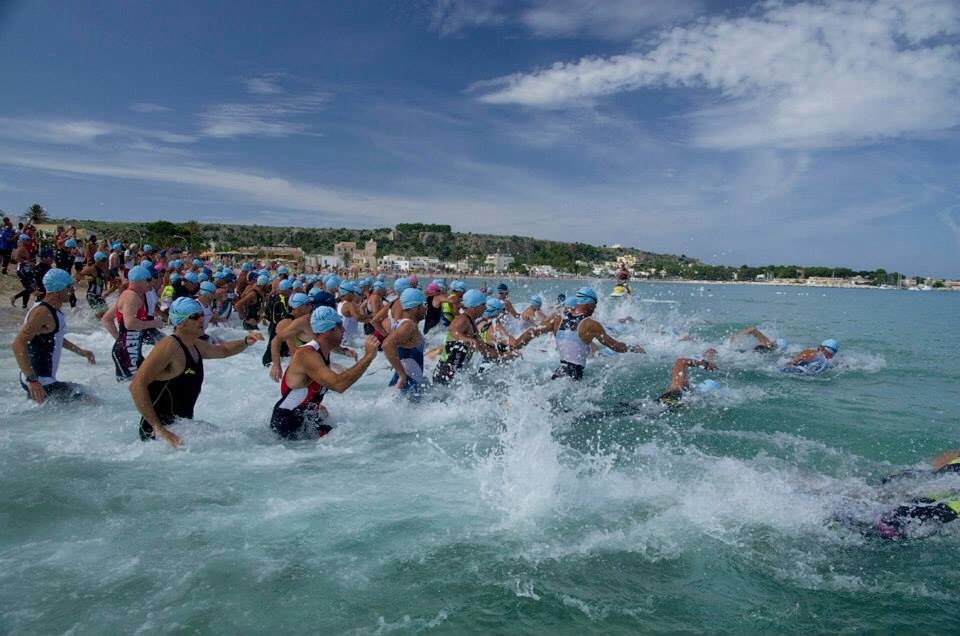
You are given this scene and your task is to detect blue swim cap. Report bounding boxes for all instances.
[256,274,269,286]
[213,272,224,280]
[277,265,288,274]
[312,290,337,308]
[576,287,599,305]
[433,279,445,290]
[40,247,53,258]
[400,287,426,310]
[462,289,486,308]
[169,297,203,325]
[198,273,208,281]
[450,280,466,292]
[393,278,409,293]
[564,296,578,308]
[18,234,29,241]
[339,280,361,295]
[111,240,121,250]
[140,259,153,268]
[360,277,372,287]
[184,272,199,283]
[202,267,212,276]
[92,250,106,261]
[241,263,252,271]
[484,297,505,317]
[325,274,340,289]
[529,295,542,306]
[310,305,343,333]
[289,292,313,309]
[170,273,180,282]
[292,280,303,289]
[820,338,839,355]
[128,266,152,282]
[143,244,153,252]
[192,258,202,266]
[375,273,385,281]
[696,379,721,393]
[42,268,73,292]
[64,238,77,248]
[373,281,385,290]
[168,259,180,268]
[497,282,509,292]
[278,279,293,291]
[199,281,216,295]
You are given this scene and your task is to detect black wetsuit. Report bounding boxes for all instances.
[139,335,204,440]
[18,302,85,401]
[172,280,192,300]
[86,265,108,313]
[423,295,442,334]
[262,293,291,366]
[432,316,476,385]
[243,290,264,330]
[270,342,333,438]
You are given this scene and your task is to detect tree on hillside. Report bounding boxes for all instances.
[26,203,49,224]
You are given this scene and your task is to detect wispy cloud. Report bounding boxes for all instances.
[243,73,286,95]
[129,102,171,113]
[0,117,195,145]
[198,91,330,138]
[430,0,505,37]
[474,0,960,149]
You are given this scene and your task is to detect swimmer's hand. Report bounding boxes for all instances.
[269,363,282,383]
[244,332,264,346]
[26,380,47,404]
[82,349,96,365]
[628,344,645,353]
[341,346,358,361]
[362,335,379,357]
[156,427,183,448]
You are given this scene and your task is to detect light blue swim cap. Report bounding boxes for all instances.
[143,244,153,252]
[199,281,216,295]
[292,280,303,288]
[289,292,312,309]
[576,287,599,304]
[128,266,152,282]
[400,287,426,310]
[192,258,202,266]
[820,338,839,355]
[564,296,578,308]
[140,259,153,268]
[169,297,203,325]
[484,297,505,317]
[64,238,77,248]
[696,379,721,393]
[184,272,199,283]
[278,279,293,291]
[450,280,466,292]
[375,273,385,281]
[529,295,542,306]
[277,265,288,274]
[256,274,269,286]
[325,274,340,289]
[198,273,208,281]
[309,305,342,334]
[94,251,107,261]
[360,277,372,287]
[339,280,361,295]
[393,279,409,293]
[170,273,180,282]
[42,268,73,292]
[242,263,252,271]
[462,289,486,308]
[213,272,224,280]
[373,281,385,290]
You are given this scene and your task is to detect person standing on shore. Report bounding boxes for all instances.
[10,235,35,309]
[0,217,15,275]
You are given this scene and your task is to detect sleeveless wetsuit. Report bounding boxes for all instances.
[86,265,108,313]
[552,313,590,380]
[18,302,84,401]
[387,318,425,396]
[338,301,359,345]
[270,341,333,439]
[262,293,291,366]
[112,294,149,381]
[243,289,264,331]
[423,296,442,334]
[138,335,204,440]
[432,315,475,385]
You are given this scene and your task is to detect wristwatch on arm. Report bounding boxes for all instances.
[25,372,39,383]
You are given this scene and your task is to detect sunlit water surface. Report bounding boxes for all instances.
[1,281,958,634]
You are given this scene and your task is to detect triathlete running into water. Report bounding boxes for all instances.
[111,266,164,381]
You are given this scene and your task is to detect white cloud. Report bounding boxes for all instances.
[129,102,171,113]
[0,117,195,145]
[475,0,960,148]
[430,0,505,37]
[519,0,701,40]
[243,74,286,95]
[198,92,329,138]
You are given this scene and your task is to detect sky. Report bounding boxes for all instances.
[0,0,958,277]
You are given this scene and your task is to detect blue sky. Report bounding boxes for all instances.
[0,0,958,276]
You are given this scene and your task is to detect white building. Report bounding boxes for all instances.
[305,254,343,269]
[485,253,515,273]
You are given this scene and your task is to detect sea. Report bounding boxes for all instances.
[1,280,958,635]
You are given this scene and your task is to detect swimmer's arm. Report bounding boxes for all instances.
[306,335,378,393]
[100,301,120,339]
[197,332,263,359]
[370,303,390,325]
[130,339,182,447]
[585,320,644,353]
[62,337,95,364]
[269,319,289,374]
[503,299,520,319]
[276,314,310,340]
[787,348,818,364]
[119,292,162,330]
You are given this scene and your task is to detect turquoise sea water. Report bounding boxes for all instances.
[1,281,958,634]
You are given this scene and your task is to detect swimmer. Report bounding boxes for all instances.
[261,278,293,366]
[111,266,164,381]
[235,274,269,331]
[130,297,264,447]
[475,297,545,365]
[268,292,317,382]
[518,295,546,330]
[432,289,506,385]
[77,250,117,317]
[539,287,645,380]
[656,349,719,406]
[869,451,960,539]
[782,338,839,374]
[381,288,428,396]
[270,307,379,439]
[11,268,96,404]
[494,283,520,318]
[728,326,786,352]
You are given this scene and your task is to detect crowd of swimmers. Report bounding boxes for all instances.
[6,235,955,540]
